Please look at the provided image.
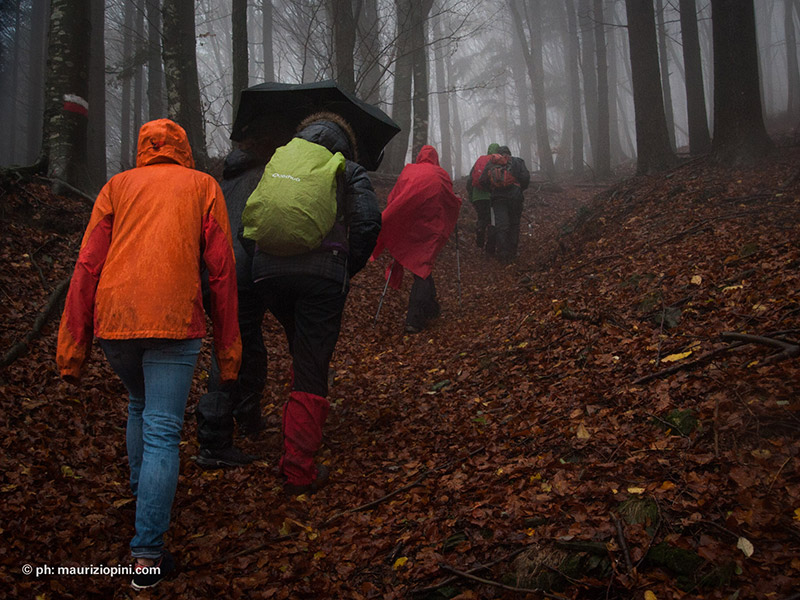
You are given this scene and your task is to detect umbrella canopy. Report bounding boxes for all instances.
[231,80,400,171]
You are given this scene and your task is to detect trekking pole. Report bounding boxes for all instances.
[374,261,394,325]
[455,222,462,310]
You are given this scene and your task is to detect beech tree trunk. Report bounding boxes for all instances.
[578,0,598,168]
[262,0,275,81]
[162,0,208,171]
[565,0,584,175]
[232,0,249,117]
[624,0,677,174]
[26,0,49,164]
[510,0,554,179]
[510,23,534,169]
[785,0,800,118]
[132,3,145,164]
[87,0,106,190]
[385,0,432,171]
[410,0,433,159]
[709,0,773,165]
[119,0,134,170]
[655,0,676,150]
[147,0,165,119]
[356,0,381,103]
[330,0,356,93]
[433,12,453,175]
[593,0,610,177]
[679,0,711,155]
[42,0,91,191]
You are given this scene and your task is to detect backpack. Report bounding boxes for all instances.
[242,137,346,256]
[470,155,491,190]
[485,155,518,191]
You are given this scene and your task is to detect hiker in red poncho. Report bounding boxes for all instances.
[372,145,461,333]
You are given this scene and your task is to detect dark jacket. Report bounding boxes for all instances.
[221,148,267,275]
[479,154,531,203]
[251,120,381,285]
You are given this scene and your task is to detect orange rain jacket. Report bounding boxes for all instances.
[57,119,242,382]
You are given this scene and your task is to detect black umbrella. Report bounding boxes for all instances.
[231,80,401,171]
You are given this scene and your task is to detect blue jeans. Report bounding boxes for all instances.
[99,337,202,558]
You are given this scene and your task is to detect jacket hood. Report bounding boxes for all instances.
[498,145,511,156]
[416,145,439,166]
[223,147,265,180]
[296,112,357,161]
[487,143,500,154]
[136,119,195,169]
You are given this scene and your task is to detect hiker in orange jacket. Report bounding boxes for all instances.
[56,119,241,590]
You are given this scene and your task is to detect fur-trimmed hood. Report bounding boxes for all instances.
[295,111,359,163]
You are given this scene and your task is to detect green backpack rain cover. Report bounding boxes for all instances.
[242,137,346,256]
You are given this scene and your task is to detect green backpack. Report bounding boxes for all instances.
[242,137,346,256]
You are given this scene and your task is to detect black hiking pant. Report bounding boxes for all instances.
[197,255,268,451]
[405,275,440,331]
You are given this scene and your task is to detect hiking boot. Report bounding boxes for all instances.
[195,446,257,469]
[238,416,267,440]
[131,550,175,590]
[284,464,330,496]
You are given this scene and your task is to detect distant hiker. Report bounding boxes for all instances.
[466,142,500,253]
[194,141,275,469]
[56,119,241,590]
[371,144,462,334]
[479,145,530,263]
[244,112,381,495]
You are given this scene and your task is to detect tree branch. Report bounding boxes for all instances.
[720,332,800,364]
[1,277,71,369]
[410,546,528,595]
[438,563,567,599]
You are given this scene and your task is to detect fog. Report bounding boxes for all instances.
[0,0,797,182]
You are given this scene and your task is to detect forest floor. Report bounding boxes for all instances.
[1,144,799,600]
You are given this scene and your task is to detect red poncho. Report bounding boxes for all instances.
[372,145,461,288]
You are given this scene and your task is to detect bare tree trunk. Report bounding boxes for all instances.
[232,0,249,117]
[606,2,628,165]
[450,86,462,177]
[162,0,208,171]
[262,0,274,81]
[147,0,165,119]
[679,0,711,154]
[785,0,800,118]
[385,0,412,171]
[433,11,452,175]
[27,0,49,164]
[655,0,676,150]
[133,3,145,165]
[42,0,91,191]
[120,0,134,170]
[410,0,433,159]
[385,0,432,171]
[593,0,610,177]
[709,0,773,165]
[578,0,597,168]
[510,13,534,169]
[3,2,22,164]
[87,0,106,191]
[509,0,553,179]
[330,0,356,93]
[624,0,677,174]
[356,0,381,102]
[565,0,584,175]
